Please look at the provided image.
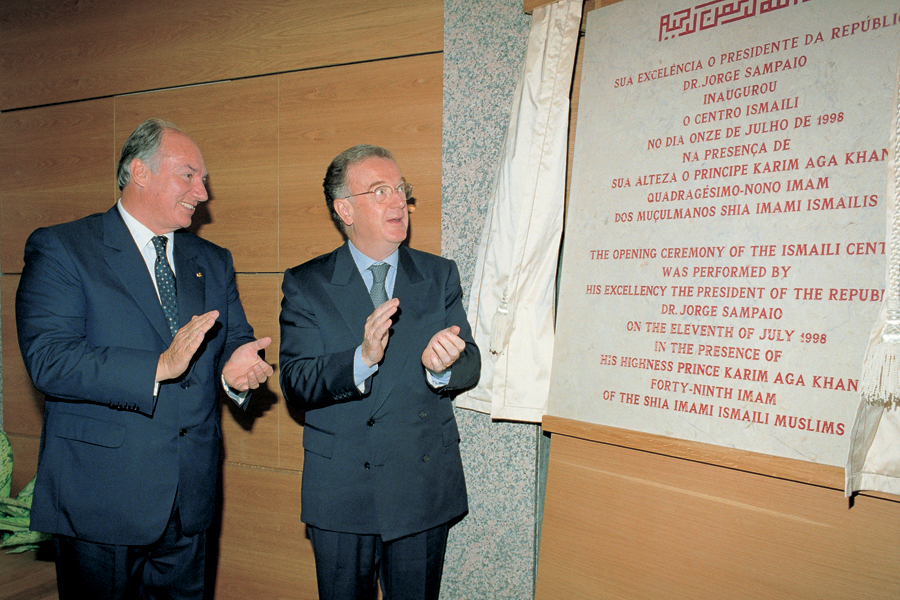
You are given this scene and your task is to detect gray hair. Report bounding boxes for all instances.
[116,118,181,191]
[323,144,395,230]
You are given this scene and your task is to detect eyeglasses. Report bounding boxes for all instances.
[344,182,413,203]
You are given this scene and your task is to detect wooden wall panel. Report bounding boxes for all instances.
[0,100,116,274]
[5,432,40,498]
[114,79,280,273]
[536,421,900,600]
[0,539,57,597]
[0,275,43,438]
[278,53,444,270]
[220,273,305,472]
[0,0,443,111]
[215,464,315,600]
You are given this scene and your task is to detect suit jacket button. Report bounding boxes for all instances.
[422,454,430,463]
[367,418,375,427]
[418,411,427,419]
[179,429,187,437]
[364,462,371,470]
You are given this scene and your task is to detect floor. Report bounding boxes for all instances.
[0,544,58,600]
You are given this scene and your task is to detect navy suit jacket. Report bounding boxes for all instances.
[279,243,480,542]
[15,205,256,545]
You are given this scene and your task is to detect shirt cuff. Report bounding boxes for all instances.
[221,374,249,406]
[426,368,451,389]
[354,346,378,392]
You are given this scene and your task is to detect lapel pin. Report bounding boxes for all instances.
[196,272,203,278]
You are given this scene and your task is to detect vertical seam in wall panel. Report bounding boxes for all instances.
[276,74,282,468]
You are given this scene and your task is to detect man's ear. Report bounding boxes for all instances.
[334,197,354,227]
[129,158,149,188]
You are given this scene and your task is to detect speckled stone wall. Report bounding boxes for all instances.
[442,1,541,598]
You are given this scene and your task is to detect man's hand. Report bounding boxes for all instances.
[361,298,399,367]
[156,311,219,382]
[222,337,275,392]
[421,325,465,373]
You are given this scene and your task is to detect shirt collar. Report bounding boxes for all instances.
[347,240,398,273]
[117,200,173,250]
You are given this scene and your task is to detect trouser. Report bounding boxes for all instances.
[54,508,206,600]
[307,522,450,600]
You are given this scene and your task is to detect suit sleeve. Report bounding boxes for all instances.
[279,267,363,409]
[442,260,481,393]
[15,227,160,414]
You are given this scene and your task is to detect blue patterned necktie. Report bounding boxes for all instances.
[151,236,179,336]
[368,263,390,307]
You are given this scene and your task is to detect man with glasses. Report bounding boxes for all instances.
[279,144,481,600]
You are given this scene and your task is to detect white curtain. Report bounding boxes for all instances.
[457,0,581,422]
[845,54,900,497]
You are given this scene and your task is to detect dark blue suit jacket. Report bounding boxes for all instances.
[15,205,256,545]
[279,243,480,542]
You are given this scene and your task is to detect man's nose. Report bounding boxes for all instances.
[196,178,209,201]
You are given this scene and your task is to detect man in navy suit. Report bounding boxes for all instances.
[279,145,480,600]
[15,119,274,599]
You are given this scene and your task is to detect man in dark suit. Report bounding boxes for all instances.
[279,145,480,600]
[15,118,274,599]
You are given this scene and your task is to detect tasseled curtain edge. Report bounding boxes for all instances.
[859,53,900,407]
[490,287,510,355]
[859,341,900,406]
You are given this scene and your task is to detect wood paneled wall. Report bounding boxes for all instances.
[1,1,442,598]
[536,417,900,599]
[0,0,442,111]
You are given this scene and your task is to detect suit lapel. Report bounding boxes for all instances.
[369,246,429,415]
[172,234,207,384]
[101,207,173,345]
[322,243,373,341]
[173,233,206,328]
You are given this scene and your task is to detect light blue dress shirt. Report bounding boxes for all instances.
[348,241,450,390]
